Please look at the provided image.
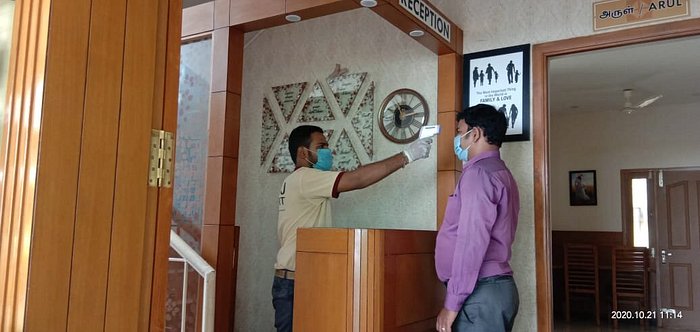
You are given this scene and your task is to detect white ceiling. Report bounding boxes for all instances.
[549,35,700,113]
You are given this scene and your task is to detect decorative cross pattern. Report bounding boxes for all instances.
[328,72,366,116]
[260,72,375,173]
[272,82,306,123]
[260,97,279,166]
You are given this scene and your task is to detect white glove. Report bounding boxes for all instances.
[402,138,433,163]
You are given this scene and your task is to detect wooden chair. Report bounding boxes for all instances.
[612,246,649,328]
[564,243,600,325]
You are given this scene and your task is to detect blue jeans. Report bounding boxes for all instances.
[272,276,295,332]
[452,275,519,332]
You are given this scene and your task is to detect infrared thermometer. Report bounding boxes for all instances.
[418,125,441,139]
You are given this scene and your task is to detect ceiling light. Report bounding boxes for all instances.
[285,14,301,23]
[360,0,378,7]
[409,29,424,37]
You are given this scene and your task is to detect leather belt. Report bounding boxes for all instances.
[275,269,295,280]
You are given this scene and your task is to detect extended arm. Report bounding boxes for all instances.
[336,138,432,193]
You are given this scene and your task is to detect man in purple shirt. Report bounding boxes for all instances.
[435,104,520,332]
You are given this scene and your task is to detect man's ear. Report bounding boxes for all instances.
[297,146,308,162]
[472,127,482,143]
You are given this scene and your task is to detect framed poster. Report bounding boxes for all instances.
[569,170,597,206]
[463,44,530,142]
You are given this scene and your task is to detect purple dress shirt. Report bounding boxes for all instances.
[435,150,520,311]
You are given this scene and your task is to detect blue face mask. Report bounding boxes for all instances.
[453,129,473,161]
[308,148,333,171]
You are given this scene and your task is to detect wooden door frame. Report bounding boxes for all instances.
[533,17,700,331]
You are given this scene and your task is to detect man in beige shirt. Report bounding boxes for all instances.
[273,125,433,331]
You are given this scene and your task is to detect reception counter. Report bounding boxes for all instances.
[294,228,444,332]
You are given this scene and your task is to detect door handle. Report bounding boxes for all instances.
[661,249,673,264]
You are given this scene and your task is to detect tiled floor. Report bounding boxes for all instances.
[554,320,699,332]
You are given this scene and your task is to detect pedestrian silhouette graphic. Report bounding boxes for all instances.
[509,104,518,129]
[506,60,515,84]
[486,63,494,85]
[495,71,499,84]
[515,70,520,84]
[479,70,484,86]
[498,104,508,124]
[472,67,479,88]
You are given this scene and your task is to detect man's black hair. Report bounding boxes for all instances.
[456,103,507,147]
[288,125,324,164]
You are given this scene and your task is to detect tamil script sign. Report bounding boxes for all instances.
[398,0,451,42]
[594,0,690,30]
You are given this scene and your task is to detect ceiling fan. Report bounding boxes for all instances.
[620,89,663,114]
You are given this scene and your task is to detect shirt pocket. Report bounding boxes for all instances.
[443,194,461,225]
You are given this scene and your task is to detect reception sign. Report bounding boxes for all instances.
[594,0,690,30]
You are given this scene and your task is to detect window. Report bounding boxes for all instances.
[631,178,649,248]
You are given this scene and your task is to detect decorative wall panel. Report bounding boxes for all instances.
[328,72,366,116]
[333,129,362,171]
[272,82,306,123]
[261,97,279,165]
[262,72,374,173]
[299,81,335,122]
[351,82,375,159]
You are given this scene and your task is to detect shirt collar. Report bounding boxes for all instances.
[463,150,501,169]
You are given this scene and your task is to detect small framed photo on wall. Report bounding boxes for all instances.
[569,170,597,206]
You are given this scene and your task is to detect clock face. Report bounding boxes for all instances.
[378,89,429,144]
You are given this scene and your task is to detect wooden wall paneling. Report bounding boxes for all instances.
[230,0,284,27]
[437,53,462,114]
[436,52,462,229]
[551,231,623,269]
[0,0,28,328]
[230,1,358,32]
[65,0,128,329]
[533,17,700,332]
[211,27,244,95]
[199,25,243,330]
[286,0,340,11]
[294,229,352,331]
[1,0,50,329]
[22,0,91,329]
[359,229,369,331]
[103,0,161,329]
[181,2,214,38]
[532,39,553,332]
[372,231,385,331]
[214,0,230,29]
[286,0,360,24]
[150,1,183,330]
[201,224,239,331]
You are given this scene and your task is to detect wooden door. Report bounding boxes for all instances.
[655,170,700,329]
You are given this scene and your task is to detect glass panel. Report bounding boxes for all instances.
[1,0,16,142]
[632,178,649,248]
[172,37,212,250]
[167,36,212,332]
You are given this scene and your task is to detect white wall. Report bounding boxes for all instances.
[551,103,700,232]
[234,1,700,331]
[235,9,437,331]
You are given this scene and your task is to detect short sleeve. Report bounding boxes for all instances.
[300,169,343,199]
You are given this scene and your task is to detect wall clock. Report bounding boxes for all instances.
[378,89,429,144]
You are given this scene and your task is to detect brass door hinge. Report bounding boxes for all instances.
[149,129,174,188]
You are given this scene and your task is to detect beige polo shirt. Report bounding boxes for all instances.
[274,167,343,271]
